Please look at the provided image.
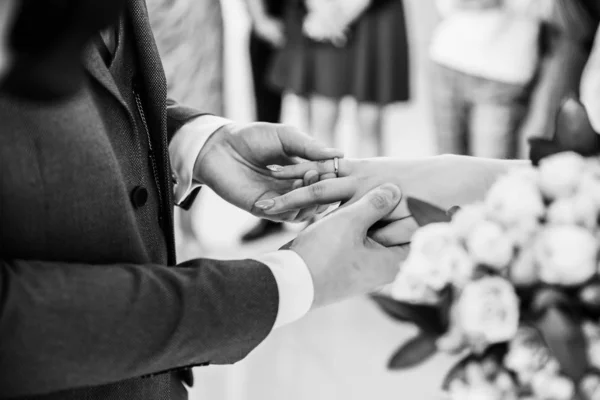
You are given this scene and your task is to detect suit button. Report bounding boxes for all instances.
[131,186,148,208]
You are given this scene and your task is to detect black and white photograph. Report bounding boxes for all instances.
[4,1,600,399]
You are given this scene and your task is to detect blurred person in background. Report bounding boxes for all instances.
[430,0,548,159]
[147,0,225,260]
[521,0,600,152]
[241,0,287,242]
[270,0,411,158]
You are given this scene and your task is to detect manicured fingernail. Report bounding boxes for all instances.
[378,184,401,201]
[267,165,283,172]
[255,199,275,210]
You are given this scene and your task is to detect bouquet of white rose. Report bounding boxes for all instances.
[371,98,600,400]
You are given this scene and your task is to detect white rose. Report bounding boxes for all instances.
[466,220,514,270]
[509,248,539,287]
[534,226,598,286]
[389,270,439,304]
[588,339,600,370]
[485,174,545,228]
[581,374,600,400]
[504,327,555,385]
[506,219,540,248]
[532,373,574,400]
[457,277,519,344]
[547,194,598,231]
[539,152,586,200]
[451,203,489,240]
[443,245,476,289]
[402,223,467,290]
[579,173,600,212]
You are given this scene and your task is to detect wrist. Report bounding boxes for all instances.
[193,123,234,186]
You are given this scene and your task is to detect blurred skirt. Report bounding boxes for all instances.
[270,0,410,105]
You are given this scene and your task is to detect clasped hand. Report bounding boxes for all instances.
[193,122,414,308]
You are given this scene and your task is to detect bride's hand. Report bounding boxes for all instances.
[263,158,421,246]
[260,155,519,244]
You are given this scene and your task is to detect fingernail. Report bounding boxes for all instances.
[255,199,275,210]
[267,165,283,172]
[378,184,401,201]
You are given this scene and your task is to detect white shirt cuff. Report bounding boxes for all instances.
[168,115,232,206]
[252,250,315,329]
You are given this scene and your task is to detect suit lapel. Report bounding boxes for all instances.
[127,0,168,139]
[83,42,129,111]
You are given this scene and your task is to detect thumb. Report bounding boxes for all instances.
[342,184,402,233]
[277,125,344,160]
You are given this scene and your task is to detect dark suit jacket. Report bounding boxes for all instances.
[0,0,279,398]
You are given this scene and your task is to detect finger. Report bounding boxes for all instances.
[294,171,320,221]
[369,217,419,246]
[292,179,303,190]
[316,203,332,215]
[339,184,402,233]
[260,209,300,223]
[268,160,331,178]
[319,172,337,181]
[268,158,352,179]
[306,170,332,216]
[258,177,357,215]
[304,170,319,187]
[276,125,343,160]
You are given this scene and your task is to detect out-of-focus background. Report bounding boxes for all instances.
[145,0,596,398]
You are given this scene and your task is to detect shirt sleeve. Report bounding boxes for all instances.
[251,250,315,329]
[169,115,316,328]
[168,115,232,207]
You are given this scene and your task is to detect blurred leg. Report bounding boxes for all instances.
[356,103,384,157]
[250,32,282,123]
[309,94,340,147]
[242,32,285,243]
[431,64,468,155]
[469,80,527,159]
[148,0,224,259]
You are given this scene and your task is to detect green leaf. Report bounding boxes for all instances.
[406,197,452,227]
[441,356,470,390]
[441,344,509,390]
[370,294,446,334]
[535,307,589,382]
[388,332,438,370]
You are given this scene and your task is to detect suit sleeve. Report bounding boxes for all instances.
[166,98,207,143]
[0,257,278,398]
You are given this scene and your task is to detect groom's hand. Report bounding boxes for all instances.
[194,122,343,222]
[290,184,409,309]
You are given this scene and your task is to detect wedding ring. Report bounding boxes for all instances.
[333,157,339,177]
